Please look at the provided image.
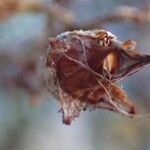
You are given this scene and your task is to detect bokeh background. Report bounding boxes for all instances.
[0,0,150,150]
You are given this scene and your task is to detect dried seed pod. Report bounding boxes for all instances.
[41,29,150,125]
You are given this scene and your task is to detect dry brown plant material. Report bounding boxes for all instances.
[41,30,150,125]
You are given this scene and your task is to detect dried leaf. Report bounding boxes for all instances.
[42,30,150,125]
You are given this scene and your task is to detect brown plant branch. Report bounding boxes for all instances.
[0,1,150,29]
[73,6,150,30]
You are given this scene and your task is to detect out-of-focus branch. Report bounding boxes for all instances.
[0,54,37,93]
[81,6,150,29]
[0,0,74,25]
[0,52,41,105]
[0,1,150,29]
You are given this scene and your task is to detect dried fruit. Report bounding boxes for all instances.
[41,30,150,125]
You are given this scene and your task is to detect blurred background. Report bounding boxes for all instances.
[0,0,150,150]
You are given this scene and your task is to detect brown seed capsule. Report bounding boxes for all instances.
[42,30,150,125]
